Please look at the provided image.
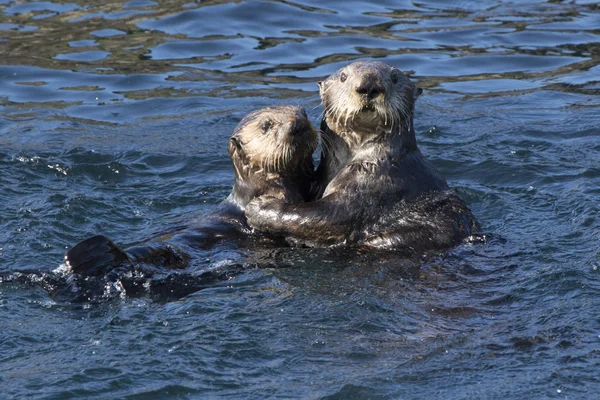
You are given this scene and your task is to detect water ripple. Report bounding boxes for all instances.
[1,0,599,398]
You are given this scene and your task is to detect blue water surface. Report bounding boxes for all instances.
[0,0,599,399]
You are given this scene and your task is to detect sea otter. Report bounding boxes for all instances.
[64,105,319,279]
[245,61,479,251]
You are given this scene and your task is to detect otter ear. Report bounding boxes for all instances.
[317,80,329,95]
[317,81,324,94]
[415,87,423,99]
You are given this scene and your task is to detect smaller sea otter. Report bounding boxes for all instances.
[225,105,317,208]
[245,61,479,251]
[64,105,319,279]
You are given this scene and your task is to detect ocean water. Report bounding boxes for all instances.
[1,0,599,398]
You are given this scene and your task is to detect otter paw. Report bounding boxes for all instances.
[245,196,283,230]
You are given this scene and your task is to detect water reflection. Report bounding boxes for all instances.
[1,1,599,398]
[0,0,597,112]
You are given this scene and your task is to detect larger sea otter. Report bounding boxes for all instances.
[246,61,479,251]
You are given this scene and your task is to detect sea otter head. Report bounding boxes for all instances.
[228,105,318,204]
[319,61,422,147]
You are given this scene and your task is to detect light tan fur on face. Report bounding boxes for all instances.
[229,105,318,175]
[319,61,421,145]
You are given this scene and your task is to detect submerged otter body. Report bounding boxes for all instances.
[64,105,318,284]
[246,61,479,251]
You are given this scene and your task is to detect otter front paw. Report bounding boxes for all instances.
[245,196,284,231]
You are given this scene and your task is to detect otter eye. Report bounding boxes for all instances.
[340,72,347,83]
[261,119,272,132]
[391,70,400,84]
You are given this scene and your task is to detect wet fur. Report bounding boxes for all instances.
[246,61,479,251]
[227,105,318,208]
[65,105,319,278]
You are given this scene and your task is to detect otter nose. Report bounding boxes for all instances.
[280,121,299,139]
[289,115,309,136]
[356,82,385,100]
[294,122,305,136]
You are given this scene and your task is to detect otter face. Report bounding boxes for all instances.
[229,105,318,175]
[319,61,422,135]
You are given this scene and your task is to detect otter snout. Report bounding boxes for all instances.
[281,110,310,137]
[355,75,386,101]
[283,123,309,144]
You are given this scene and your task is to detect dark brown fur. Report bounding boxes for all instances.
[246,61,479,251]
[65,105,319,277]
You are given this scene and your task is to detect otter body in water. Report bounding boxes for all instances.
[246,61,479,251]
[65,105,318,279]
